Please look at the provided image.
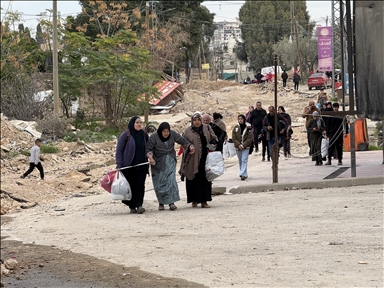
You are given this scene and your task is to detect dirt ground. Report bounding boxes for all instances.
[1,80,382,287]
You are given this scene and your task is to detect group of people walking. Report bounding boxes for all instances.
[115,113,221,214]
[302,99,348,166]
[109,84,348,214]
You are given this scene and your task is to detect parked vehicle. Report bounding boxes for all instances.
[307,73,332,90]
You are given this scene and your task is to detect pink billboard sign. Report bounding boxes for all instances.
[317,26,333,71]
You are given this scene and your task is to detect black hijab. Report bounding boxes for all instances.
[238,114,247,134]
[157,122,171,142]
[128,116,146,165]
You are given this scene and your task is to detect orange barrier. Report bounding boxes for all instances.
[344,118,368,151]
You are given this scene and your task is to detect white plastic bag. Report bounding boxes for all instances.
[111,171,132,201]
[223,141,236,159]
[205,151,225,181]
[321,138,329,158]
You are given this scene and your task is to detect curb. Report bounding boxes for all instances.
[228,176,384,194]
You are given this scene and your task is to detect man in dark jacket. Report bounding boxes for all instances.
[281,70,288,87]
[325,103,348,165]
[263,106,287,163]
[249,101,269,160]
[202,114,227,153]
[293,73,301,90]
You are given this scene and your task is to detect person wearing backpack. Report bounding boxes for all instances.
[115,116,149,214]
[293,72,301,91]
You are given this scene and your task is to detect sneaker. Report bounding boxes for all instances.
[130,208,137,214]
[137,206,145,214]
[192,202,198,208]
[158,204,165,211]
[169,203,177,211]
[338,160,343,165]
[240,176,246,181]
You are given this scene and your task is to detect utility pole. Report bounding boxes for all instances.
[198,45,202,80]
[292,2,303,81]
[53,0,59,116]
[272,55,279,183]
[144,1,150,124]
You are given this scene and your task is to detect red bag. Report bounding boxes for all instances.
[100,169,117,193]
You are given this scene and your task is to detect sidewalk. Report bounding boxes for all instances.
[142,150,383,202]
[215,150,383,194]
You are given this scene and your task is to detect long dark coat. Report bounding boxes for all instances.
[307,118,326,161]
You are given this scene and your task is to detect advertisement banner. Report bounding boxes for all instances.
[317,26,333,72]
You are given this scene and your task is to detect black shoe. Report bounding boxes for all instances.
[262,157,265,161]
[315,161,319,166]
[267,158,270,162]
[338,160,343,165]
[20,175,25,179]
[240,176,246,181]
[130,208,137,214]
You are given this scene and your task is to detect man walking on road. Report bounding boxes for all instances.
[325,103,348,165]
[281,70,288,87]
[249,101,269,160]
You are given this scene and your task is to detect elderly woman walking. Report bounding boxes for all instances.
[307,111,327,165]
[179,112,218,208]
[146,122,194,211]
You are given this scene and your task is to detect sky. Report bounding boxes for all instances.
[1,1,332,32]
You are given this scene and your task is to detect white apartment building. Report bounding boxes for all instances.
[210,19,250,81]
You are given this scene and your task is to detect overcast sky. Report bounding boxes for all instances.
[1,1,332,31]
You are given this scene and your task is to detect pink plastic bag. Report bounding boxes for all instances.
[100,169,117,193]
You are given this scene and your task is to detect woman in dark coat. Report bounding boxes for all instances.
[115,116,149,214]
[146,122,194,211]
[278,106,293,158]
[179,112,218,208]
[307,111,326,165]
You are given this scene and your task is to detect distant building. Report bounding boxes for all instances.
[210,19,249,81]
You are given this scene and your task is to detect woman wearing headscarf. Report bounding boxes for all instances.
[232,114,253,180]
[179,112,218,208]
[115,116,149,214]
[146,122,194,211]
[307,111,327,165]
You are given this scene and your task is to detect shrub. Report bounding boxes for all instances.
[40,144,59,153]
[36,114,69,140]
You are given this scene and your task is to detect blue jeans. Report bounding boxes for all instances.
[236,148,249,178]
[268,137,281,160]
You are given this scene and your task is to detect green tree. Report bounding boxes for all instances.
[61,30,160,127]
[238,0,312,71]
[1,10,49,120]
[272,35,318,73]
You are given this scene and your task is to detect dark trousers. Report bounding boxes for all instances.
[294,82,299,90]
[328,136,343,160]
[23,162,44,179]
[307,131,311,148]
[283,79,287,87]
[121,167,147,209]
[261,135,270,159]
[253,128,269,158]
[268,137,281,160]
[281,136,291,155]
